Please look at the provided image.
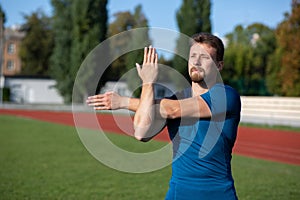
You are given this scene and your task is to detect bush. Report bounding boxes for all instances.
[2,87,10,102]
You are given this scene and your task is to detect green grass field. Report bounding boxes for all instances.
[0,115,299,199]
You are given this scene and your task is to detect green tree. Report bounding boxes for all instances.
[125,5,151,96]
[107,5,150,96]
[223,23,276,95]
[51,0,108,103]
[173,0,212,80]
[267,1,300,96]
[0,4,6,28]
[247,24,276,95]
[266,47,283,95]
[19,10,54,76]
[0,4,5,102]
[108,11,135,80]
[71,0,108,103]
[50,0,73,103]
[222,26,250,95]
[0,3,6,71]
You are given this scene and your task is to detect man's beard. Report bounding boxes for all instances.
[190,67,205,83]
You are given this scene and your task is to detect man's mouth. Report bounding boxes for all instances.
[190,67,204,73]
[191,67,198,72]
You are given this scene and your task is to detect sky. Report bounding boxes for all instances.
[0,0,292,56]
[0,0,292,58]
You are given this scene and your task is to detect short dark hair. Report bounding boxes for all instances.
[191,33,224,62]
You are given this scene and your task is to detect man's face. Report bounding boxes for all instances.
[188,43,219,83]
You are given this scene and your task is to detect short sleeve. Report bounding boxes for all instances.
[200,84,241,119]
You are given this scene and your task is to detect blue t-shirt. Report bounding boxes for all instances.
[165,84,241,200]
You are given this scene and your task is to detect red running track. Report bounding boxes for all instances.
[1,109,300,166]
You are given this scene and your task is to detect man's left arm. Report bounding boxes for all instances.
[133,46,166,142]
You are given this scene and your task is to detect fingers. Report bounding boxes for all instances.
[142,45,157,64]
[136,63,141,76]
[148,46,154,63]
[86,94,105,103]
[150,46,157,63]
[154,52,158,65]
[143,47,147,65]
[86,93,112,110]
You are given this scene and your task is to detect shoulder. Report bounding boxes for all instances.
[210,84,240,100]
[224,85,240,100]
[207,84,241,112]
[223,84,241,112]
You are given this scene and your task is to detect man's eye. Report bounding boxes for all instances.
[201,55,210,59]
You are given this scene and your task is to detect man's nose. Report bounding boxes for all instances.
[193,57,201,66]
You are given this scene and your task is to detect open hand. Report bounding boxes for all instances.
[86,91,122,110]
[136,46,158,84]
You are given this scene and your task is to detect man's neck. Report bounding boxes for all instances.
[191,82,209,96]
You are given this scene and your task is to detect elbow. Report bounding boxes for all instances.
[168,110,180,119]
[160,99,180,119]
[134,130,152,142]
[134,135,151,142]
[133,125,152,142]
[161,107,180,119]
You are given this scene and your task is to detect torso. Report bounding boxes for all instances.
[165,84,241,200]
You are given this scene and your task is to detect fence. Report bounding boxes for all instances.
[1,96,300,127]
[241,96,300,127]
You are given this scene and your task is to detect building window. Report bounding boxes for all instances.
[7,60,14,71]
[7,43,16,54]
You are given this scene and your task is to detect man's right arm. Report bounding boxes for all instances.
[87,91,211,119]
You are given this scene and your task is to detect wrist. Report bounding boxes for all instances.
[142,81,155,87]
[119,96,129,109]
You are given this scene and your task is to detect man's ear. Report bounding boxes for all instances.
[217,61,224,71]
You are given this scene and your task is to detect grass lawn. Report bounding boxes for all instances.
[0,115,299,199]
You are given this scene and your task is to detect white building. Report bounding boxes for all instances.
[4,76,64,104]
